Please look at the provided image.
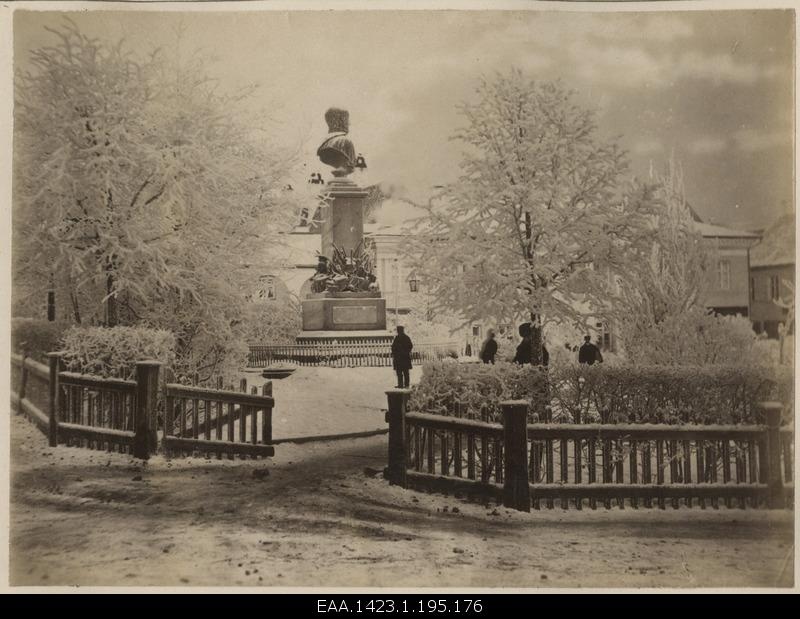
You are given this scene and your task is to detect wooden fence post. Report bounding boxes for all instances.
[385,388,410,487]
[134,360,161,459]
[501,400,531,512]
[261,382,273,444]
[19,351,29,401]
[761,402,785,509]
[47,352,60,447]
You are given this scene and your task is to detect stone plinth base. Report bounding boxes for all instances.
[301,297,387,331]
[296,330,393,345]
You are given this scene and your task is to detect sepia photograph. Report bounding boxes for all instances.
[1,1,796,592]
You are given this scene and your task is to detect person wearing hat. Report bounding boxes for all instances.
[480,329,498,364]
[391,325,414,388]
[578,335,603,365]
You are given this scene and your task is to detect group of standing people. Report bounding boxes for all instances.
[478,328,549,366]
[479,329,603,366]
[390,324,605,389]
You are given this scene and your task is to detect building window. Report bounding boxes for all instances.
[717,260,731,291]
[257,275,276,301]
[770,275,780,301]
[408,272,419,293]
[750,278,755,301]
[472,325,482,338]
[595,322,612,350]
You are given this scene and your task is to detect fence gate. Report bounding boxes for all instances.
[163,378,275,459]
[10,354,275,460]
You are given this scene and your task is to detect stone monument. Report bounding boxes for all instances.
[298,108,389,342]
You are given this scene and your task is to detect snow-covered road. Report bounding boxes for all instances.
[9,415,793,588]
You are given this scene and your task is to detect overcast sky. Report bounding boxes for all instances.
[14,8,795,230]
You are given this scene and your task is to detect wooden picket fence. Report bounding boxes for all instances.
[384,391,794,511]
[163,377,274,459]
[247,341,458,368]
[10,353,274,460]
[10,353,55,441]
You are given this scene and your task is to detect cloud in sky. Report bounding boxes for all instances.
[631,139,664,156]
[733,128,792,152]
[688,136,728,155]
[13,8,795,228]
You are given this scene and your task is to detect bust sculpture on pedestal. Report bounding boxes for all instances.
[317,108,357,178]
[298,108,388,340]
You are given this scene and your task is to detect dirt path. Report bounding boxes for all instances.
[9,414,794,588]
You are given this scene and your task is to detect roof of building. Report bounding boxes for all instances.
[694,221,761,239]
[365,222,414,236]
[273,231,321,267]
[750,212,795,267]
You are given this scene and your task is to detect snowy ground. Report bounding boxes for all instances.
[239,366,394,441]
[9,413,794,589]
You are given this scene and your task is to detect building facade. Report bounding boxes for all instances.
[748,213,795,338]
[750,264,794,337]
[695,222,761,317]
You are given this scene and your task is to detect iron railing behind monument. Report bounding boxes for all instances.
[247,341,459,368]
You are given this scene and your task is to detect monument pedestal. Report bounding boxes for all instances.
[301,296,387,332]
[321,179,369,257]
[300,176,389,342]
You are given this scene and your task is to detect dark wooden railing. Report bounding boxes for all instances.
[10,353,52,438]
[11,354,159,457]
[163,377,274,459]
[11,355,277,461]
[247,341,458,368]
[385,391,794,511]
[57,370,139,453]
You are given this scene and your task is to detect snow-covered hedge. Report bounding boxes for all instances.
[409,361,549,422]
[549,364,793,425]
[409,360,793,425]
[60,326,176,381]
[11,318,71,361]
[621,306,771,367]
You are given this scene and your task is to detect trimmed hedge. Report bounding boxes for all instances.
[11,318,71,361]
[409,361,549,422]
[60,326,176,381]
[409,360,793,425]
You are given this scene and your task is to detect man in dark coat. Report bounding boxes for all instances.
[513,335,532,365]
[578,335,603,365]
[391,325,413,388]
[479,329,498,364]
[513,336,549,366]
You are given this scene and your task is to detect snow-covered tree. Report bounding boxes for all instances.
[13,20,303,376]
[610,157,784,368]
[614,156,710,330]
[409,70,653,363]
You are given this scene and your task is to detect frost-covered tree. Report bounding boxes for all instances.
[409,70,653,364]
[611,158,778,367]
[615,156,710,330]
[13,20,303,376]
